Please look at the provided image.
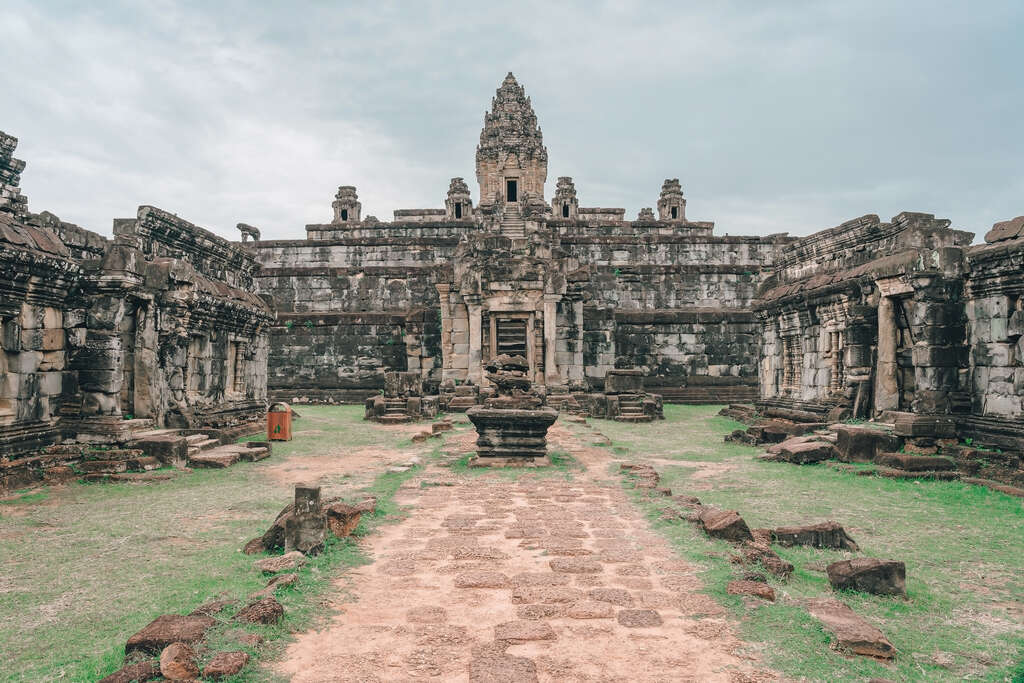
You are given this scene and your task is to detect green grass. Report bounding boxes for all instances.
[611,405,1023,682]
[0,406,433,682]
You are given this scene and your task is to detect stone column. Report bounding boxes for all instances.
[466,297,483,385]
[543,297,559,385]
[874,295,899,414]
[435,284,453,378]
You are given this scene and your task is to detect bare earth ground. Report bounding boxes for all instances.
[277,422,775,683]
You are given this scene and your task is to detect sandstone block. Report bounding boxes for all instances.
[125,614,215,655]
[727,580,775,601]
[698,508,753,543]
[254,551,306,574]
[159,642,199,680]
[97,660,160,683]
[874,452,956,472]
[776,440,836,464]
[806,598,896,659]
[771,521,859,551]
[203,651,250,679]
[826,558,906,597]
[234,597,284,624]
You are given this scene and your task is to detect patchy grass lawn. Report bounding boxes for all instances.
[0,406,433,682]
[609,405,1024,682]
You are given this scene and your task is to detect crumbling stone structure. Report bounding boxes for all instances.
[364,370,439,423]
[1,131,272,486]
[752,210,1024,483]
[252,74,789,408]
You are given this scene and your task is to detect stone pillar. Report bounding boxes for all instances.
[874,296,899,414]
[543,297,559,385]
[436,284,454,379]
[467,298,483,385]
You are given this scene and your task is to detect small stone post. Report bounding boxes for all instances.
[285,483,325,555]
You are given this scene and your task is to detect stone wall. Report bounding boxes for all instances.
[960,219,1024,449]
[0,131,274,464]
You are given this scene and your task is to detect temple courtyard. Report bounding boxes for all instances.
[0,406,1020,682]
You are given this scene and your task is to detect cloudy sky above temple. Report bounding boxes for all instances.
[2,1,1022,241]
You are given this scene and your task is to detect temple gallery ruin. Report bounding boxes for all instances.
[1,73,1022,486]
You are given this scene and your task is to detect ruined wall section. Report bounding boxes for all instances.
[755,212,974,421]
[961,218,1024,449]
[565,229,787,400]
[253,230,453,402]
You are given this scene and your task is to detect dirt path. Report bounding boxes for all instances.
[277,420,774,682]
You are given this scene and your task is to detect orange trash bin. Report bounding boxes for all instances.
[267,402,292,441]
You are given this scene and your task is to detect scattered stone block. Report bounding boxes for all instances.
[874,452,956,472]
[698,508,754,543]
[735,543,795,580]
[727,580,775,602]
[234,597,284,625]
[827,558,906,597]
[188,599,234,617]
[159,642,199,680]
[242,537,265,554]
[833,425,901,463]
[587,588,634,606]
[806,598,896,659]
[125,614,216,655]
[776,440,836,464]
[203,651,250,679]
[468,642,538,682]
[566,600,615,619]
[253,551,306,574]
[772,521,859,551]
[324,501,363,538]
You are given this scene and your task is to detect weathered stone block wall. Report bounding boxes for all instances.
[963,231,1024,428]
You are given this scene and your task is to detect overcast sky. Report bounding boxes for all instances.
[2,1,1022,242]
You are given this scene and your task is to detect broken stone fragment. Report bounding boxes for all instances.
[873,452,957,472]
[806,597,896,659]
[698,508,754,543]
[493,619,557,642]
[324,501,363,538]
[616,608,663,627]
[234,596,285,625]
[734,542,795,580]
[772,521,860,551]
[203,650,250,679]
[159,642,199,680]
[832,425,901,463]
[727,580,776,602]
[285,483,325,555]
[827,558,907,597]
[254,550,306,574]
[124,614,216,656]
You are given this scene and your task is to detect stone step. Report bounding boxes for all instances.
[188,448,241,469]
[185,434,208,445]
[190,438,221,451]
[378,414,413,424]
[79,460,129,474]
[614,414,654,423]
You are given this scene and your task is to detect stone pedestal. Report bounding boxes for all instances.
[466,407,557,462]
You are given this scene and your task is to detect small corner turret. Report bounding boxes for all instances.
[657,179,686,221]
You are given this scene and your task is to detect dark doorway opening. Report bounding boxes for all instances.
[562,203,569,218]
[455,202,462,219]
[506,179,518,202]
[341,209,348,221]
[671,207,678,219]
[496,317,527,357]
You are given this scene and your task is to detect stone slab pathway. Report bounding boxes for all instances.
[278,423,774,682]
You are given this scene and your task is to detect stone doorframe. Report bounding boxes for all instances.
[874,277,914,415]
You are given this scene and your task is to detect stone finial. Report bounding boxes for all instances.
[0,131,29,218]
[551,176,578,220]
[657,178,686,221]
[236,223,261,242]
[637,207,655,221]
[445,177,473,221]
[331,186,361,223]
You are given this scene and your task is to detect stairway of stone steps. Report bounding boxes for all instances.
[500,205,526,238]
[615,395,653,423]
[376,398,414,424]
[185,432,221,457]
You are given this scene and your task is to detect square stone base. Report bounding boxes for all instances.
[468,455,551,468]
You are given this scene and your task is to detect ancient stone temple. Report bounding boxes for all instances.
[1,131,273,485]
[253,73,789,408]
